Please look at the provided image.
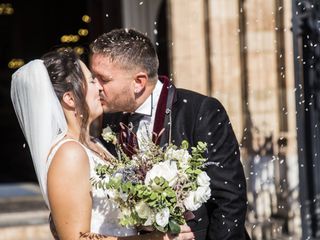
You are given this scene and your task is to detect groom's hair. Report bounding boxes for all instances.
[90,28,159,80]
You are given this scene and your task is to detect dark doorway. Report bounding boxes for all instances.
[0,0,122,183]
[155,0,169,77]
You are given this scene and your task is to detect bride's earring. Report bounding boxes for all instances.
[74,111,77,117]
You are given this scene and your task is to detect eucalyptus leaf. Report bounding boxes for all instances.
[168,220,181,234]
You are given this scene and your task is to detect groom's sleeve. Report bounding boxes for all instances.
[195,97,249,240]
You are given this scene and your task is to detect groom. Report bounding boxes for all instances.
[90,28,250,240]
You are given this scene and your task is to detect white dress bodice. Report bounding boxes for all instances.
[46,138,137,237]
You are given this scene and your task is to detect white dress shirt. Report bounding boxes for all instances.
[134,80,163,148]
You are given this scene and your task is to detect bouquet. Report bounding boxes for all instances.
[91,126,211,234]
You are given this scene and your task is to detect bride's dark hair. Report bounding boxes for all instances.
[42,48,90,144]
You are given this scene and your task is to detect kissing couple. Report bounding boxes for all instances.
[11,28,250,240]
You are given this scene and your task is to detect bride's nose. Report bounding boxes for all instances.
[96,79,103,91]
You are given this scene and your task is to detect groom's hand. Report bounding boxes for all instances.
[166,225,195,240]
[141,225,194,240]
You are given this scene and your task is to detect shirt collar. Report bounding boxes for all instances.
[134,80,163,116]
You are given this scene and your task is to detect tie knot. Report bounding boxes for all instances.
[128,113,144,132]
[129,112,144,121]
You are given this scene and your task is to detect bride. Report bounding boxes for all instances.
[11,49,194,240]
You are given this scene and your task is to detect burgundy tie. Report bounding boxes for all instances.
[128,113,144,148]
[119,113,144,157]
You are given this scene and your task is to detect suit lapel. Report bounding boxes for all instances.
[153,76,177,147]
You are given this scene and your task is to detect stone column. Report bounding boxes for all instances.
[245,0,279,137]
[208,0,243,140]
[168,0,208,95]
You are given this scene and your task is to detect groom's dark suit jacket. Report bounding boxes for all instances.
[102,77,250,240]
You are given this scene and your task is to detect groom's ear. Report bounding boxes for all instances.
[62,91,76,109]
[133,72,148,94]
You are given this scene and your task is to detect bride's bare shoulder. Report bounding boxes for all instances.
[49,140,89,173]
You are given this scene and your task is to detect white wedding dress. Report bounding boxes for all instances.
[47,138,137,237]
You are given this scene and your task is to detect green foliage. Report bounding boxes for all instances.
[180,140,189,150]
[168,220,181,235]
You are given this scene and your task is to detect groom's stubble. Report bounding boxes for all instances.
[102,84,136,113]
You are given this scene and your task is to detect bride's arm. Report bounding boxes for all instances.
[47,141,94,240]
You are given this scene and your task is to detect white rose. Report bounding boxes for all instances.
[135,201,152,219]
[165,149,191,162]
[197,171,210,187]
[165,148,191,171]
[145,160,178,189]
[184,186,211,211]
[195,186,211,204]
[155,207,170,227]
[183,191,202,211]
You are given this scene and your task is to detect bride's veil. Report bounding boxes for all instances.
[11,59,67,207]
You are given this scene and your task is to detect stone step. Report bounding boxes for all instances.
[0,210,49,227]
[0,183,53,240]
[0,218,53,240]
